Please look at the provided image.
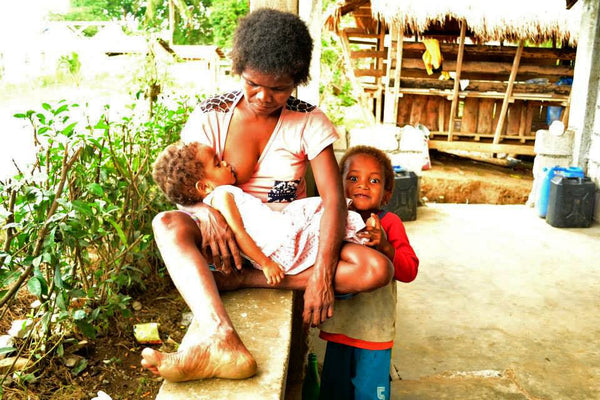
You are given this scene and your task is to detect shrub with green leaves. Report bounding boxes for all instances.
[0,96,195,379]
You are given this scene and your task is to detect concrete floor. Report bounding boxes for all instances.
[307,203,600,400]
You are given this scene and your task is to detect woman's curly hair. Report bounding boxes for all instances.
[152,142,207,205]
[339,145,395,194]
[231,8,313,85]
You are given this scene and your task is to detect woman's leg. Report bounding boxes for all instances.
[216,243,392,294]
[331,243,394,294]
[140,211,257,382]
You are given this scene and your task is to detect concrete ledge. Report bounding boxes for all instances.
[156,288,294,400]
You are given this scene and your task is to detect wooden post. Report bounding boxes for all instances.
[375,19,386,122]
[447,19,467,141]
[493,40,524,144]
[383,26,404,124]
[393,29,404,121]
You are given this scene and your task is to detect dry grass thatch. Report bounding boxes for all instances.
[369,0,582,45]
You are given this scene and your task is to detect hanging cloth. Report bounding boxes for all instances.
[421,38,443,75]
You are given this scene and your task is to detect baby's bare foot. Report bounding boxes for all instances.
[141,330,257,382]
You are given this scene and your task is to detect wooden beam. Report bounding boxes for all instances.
[493,41,524,144]
[429,139,536,156]
[399,58,574,77]
[396,77,572,95]
[448,19,467,141]
[400,42,577,61]
[351,50,388,58]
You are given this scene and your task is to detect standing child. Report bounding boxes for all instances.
[318,145,419,400]
[152,141,393,290]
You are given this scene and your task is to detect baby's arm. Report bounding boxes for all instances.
[209,190,285,285]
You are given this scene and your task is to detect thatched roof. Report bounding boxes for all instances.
[367,0,582,45]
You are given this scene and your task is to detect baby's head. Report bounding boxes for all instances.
[152,142,236,205]
[339,145,394,213]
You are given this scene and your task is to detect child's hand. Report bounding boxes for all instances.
[357,213,385,248]
[262,260,285,286]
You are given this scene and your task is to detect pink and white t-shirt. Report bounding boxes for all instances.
[180,90,339,203]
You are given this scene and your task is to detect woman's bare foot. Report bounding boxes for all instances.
[141,329,257,382]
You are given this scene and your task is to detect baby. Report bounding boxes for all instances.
[152,141,371,286]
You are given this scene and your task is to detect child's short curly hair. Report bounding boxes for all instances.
[231,8,313,85]
[152,142,207,206]
[339,145,395,193]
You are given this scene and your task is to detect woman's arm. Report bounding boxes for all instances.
[177,201,243,273]
[304,145,347,326]
[209,190,285,285]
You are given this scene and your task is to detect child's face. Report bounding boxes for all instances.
[342,153,390,213]
[197,145,237,189]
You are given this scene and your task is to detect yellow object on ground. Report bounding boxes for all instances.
[134,322,162,344]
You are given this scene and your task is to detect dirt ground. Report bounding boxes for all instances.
[0,281,186,400]
[419,150,533,205]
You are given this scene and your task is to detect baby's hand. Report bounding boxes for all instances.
[262,260,285,286]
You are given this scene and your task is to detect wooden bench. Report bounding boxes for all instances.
[155,288,295,400]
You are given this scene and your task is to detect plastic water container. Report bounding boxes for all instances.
[383,166,419,221]
[546,174,596,228]
[546,77,573,125]
[537,166,584,218]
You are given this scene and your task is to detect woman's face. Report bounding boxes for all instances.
[240,67,296,116]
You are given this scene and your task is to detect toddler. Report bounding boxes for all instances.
[318,145,419,400]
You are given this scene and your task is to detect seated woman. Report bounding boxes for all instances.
[141,8,391,383]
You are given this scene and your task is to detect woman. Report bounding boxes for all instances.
[141,8,392,382]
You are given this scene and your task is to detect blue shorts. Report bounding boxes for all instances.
[319,341,391,400]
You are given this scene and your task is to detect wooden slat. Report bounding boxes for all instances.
[518,102,529,142]
[448,20,467,141]
[410,95,428,125]
[399,58,574,77]
[396,77,571,96]
[351,50,387,58]
[429,131,536,141]
[399,42,577,61]
[397,95,413,126]
[429,139,537,156]
[494,41,524,144]
[394,88,569,103]
[461,98,479,134]
[506,102,523,136]
[343,28,380,38]
[477,99,495,134]
[355,69,385,77]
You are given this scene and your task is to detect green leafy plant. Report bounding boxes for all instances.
[320,33,360,127]
[0,95,195,384]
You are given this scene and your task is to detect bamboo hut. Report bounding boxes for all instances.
[325,0,582,156]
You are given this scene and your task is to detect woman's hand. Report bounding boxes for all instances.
[189,204,243,274]
[303,270,335,327]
